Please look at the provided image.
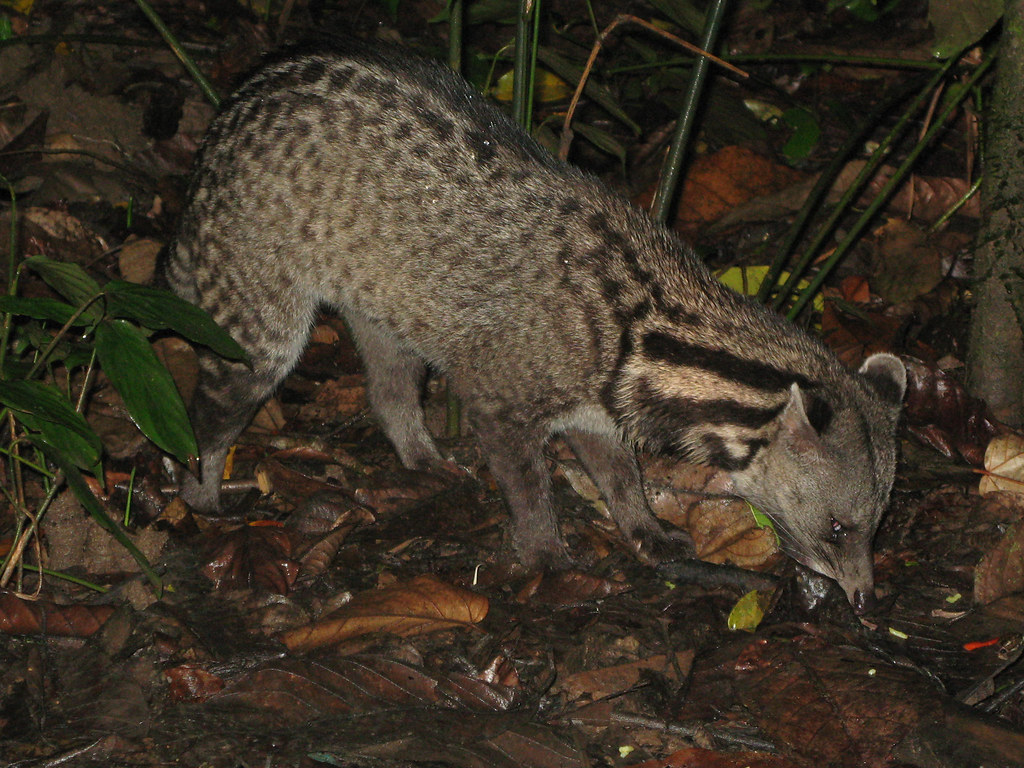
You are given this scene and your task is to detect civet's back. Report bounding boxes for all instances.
[165,38,906,612]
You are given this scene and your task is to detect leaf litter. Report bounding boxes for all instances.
[0,3,1023,767]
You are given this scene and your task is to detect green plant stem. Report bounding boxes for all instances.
[19,563,110,593]
[0,440,53,476]
[512,0,536,130]
[23,291,105,381]
[132,0,220,108]
[650,0,731,224]
[448,0,464,73]
[0,173,18,378]
[929,175,983,233]
[758,65,953,307]
[788,53,995,319]
[608,54,943,76]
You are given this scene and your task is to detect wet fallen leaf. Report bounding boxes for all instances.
[165,663,225,702]
[280,573,488,652]
[202,524,298,594]
[903,356,1007,466]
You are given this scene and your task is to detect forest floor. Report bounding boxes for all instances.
[1,1,1023,766]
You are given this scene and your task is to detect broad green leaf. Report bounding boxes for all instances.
[30,436,161,591]
[14,410,102,477]
[104,281,247,361]
[0,295,79,325]
[929,0,1002,59]
[0,379,103,476]
[94,318,197,464]
[22,255,102,316]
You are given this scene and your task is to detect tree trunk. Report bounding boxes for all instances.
[967,3,1024,426]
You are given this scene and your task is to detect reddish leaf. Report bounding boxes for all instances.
[165,663,225,702]
[0,591,113,637]
[202,524,299,593]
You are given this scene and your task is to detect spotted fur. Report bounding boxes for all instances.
[165,38,906,610]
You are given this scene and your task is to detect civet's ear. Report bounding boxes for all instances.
[858,353,906,406]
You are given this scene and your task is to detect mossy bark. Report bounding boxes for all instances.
[967,3,1024,425]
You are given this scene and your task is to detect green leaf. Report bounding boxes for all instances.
[29,436,161,591]
[727,589,767,631]
[94,318,197,464]
[0,295,80,325]
[14,410,102,477]
[570,122,628,168]
[781,107,821,161]
[104,281,247,361]
[929,0,1002,59]
[22,256,102,318]
[0,379,102,475]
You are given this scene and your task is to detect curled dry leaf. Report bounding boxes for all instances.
[644,457,779,570]
[280,573,488,652]
[296,506,376,586]
[979,434,1024,495]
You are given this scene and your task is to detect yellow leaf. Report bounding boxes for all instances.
[727,589,766,631]
[493,69,572,103]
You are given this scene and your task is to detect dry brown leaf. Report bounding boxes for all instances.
[974,494,1024,605]
[117,237,162,284]
[979,434,1024,495]
[636,146,808,236]
[554,649,695,701]
[514,570,629,606]
[280,573,488,652]
[871,219,945,304]
[643,457,779,569]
